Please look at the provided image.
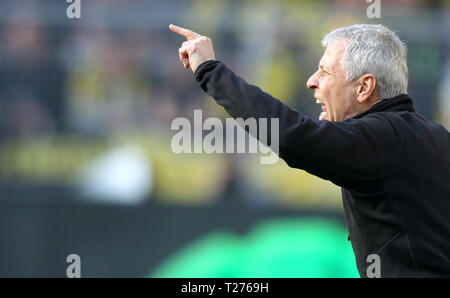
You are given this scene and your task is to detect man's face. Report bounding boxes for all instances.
[307,38,359,122]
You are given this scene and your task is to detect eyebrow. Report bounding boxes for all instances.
[319,65,332,73]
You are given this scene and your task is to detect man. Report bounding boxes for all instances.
[169,23,450,277]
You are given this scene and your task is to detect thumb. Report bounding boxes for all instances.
[179,44,191,69]
[182,57,189,68]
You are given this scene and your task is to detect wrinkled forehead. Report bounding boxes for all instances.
[319,38,349,71]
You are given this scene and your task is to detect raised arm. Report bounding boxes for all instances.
[170,26,403,190]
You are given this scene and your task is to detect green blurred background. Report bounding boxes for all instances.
[0,0,448,277]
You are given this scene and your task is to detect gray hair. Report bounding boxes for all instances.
[321,24,408,99]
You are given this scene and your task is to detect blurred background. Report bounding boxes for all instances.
[0,0,448,277]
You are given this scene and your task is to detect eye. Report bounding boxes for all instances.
[319,66,329,75]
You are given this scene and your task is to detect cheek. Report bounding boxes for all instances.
[319,78,332,96]
[328,83,346,116]
[324,80,339,102]
[334,86,355,116]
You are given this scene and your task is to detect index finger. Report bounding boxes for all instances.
[169,24,201,40]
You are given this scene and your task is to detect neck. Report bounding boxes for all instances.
[347,96,383,120]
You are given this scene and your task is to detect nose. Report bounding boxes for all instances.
[307,71,319,90]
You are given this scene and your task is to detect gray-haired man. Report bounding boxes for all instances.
[170,24,450,277]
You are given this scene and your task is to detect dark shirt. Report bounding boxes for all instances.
[195,60,450,277]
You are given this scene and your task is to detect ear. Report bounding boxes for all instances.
[356,74,377,103]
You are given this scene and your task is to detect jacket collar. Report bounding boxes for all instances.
[353,94,415,119]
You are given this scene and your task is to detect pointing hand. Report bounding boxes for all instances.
[169,24,216,73]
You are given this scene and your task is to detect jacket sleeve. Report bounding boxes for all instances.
[195,60,404,190]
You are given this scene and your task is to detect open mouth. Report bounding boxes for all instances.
[316,98,328,121]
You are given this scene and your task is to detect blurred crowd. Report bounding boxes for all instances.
[0,0,448,207]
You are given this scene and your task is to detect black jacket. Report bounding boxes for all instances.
[195,60,450,277]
